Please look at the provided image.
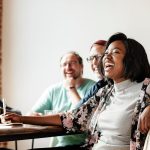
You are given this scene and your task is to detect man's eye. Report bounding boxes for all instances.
[90,56,94,60]
[87,56,94,61]
[104,52,108,55]
[62,63,67,66]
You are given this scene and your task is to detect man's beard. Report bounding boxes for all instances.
[65,73,81,80]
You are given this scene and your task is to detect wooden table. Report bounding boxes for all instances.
[0,124,78,149]
[0,124,65,142]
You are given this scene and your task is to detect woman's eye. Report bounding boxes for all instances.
[112,51,117,54]
[112,49,119,54]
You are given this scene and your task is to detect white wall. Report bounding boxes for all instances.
[2,0,150,149]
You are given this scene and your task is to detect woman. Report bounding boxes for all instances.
[2,33,150,150]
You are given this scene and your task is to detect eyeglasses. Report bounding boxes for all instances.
[61,61,79,67]
[86,55,102,62]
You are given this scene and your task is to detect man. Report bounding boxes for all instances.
[29,51,95,147]
[77,40,108,107]
[87,40,107,80]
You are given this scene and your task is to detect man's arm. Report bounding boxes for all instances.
[67,87,82,105]
[63,77,82,105]
[64,78,96,107]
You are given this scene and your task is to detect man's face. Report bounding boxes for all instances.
[88,44,105,79]
[60,53,83,79]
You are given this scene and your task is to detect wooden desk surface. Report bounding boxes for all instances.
[0,124,66,142]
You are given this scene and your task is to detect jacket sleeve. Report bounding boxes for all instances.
[130,78,150,149]
[60,94,100,133]
[76,80,107,108]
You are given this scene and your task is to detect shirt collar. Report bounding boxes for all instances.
[114,79,133,92]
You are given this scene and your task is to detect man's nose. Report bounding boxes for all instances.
[65,63,72,68]
[92,57,99,65]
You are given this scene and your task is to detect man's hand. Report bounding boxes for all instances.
[139,105,150,133]
[63,77,76,90]
[63,77,82,107]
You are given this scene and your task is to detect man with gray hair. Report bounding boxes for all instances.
[29,51,95,148]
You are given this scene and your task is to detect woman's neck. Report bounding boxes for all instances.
[113,77,126,84]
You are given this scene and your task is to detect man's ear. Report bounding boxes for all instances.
[81,64,84,75]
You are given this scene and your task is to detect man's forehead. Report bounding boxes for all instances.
[90,50,103,56]
[61,54,78,62]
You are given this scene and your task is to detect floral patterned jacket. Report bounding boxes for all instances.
[60,78,150,150]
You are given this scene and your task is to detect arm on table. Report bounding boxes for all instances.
[2,113,62,126]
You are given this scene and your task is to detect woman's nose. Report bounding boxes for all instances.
[103,54,112,63]
[105,52,112,59]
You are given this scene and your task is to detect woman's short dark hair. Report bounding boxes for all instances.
[101,32,150,82]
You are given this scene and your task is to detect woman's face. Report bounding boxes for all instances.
[89,44,105,79]
[103,40,126,83]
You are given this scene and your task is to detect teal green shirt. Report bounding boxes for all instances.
[31,78,95,147]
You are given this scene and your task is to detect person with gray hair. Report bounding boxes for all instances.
[28,51,96,148]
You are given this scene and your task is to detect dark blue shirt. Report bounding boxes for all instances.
[76,79,107,108]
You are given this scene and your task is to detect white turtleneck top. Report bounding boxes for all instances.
[93,79,143,150]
